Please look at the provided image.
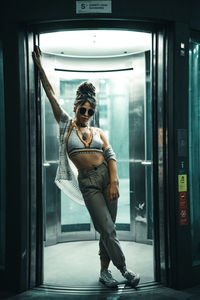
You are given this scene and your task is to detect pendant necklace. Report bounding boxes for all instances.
[82,134,87,141]
[74,120,92,148]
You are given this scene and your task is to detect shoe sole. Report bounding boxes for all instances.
[99,278,118,288]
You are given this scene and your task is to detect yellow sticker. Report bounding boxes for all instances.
[178,174,187,192]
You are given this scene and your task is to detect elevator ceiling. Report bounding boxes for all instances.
[40,30,151,58]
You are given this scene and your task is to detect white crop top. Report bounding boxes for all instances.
[67,126,104,157]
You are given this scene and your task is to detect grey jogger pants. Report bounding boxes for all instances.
[78,161,126,270]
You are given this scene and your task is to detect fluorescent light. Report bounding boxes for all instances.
[40,30,151,57]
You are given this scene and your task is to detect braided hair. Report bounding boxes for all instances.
[74,82,96,110]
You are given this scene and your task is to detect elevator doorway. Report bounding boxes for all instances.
[37,29,155,286]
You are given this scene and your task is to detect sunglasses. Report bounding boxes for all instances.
[79,107,94,116]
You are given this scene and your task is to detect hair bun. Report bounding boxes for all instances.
[74,81,97,110]
[76,82,96,99]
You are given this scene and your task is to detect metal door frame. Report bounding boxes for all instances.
[188,30,200,286]
[27,19,169,288]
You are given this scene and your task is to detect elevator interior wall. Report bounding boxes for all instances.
[38,30,153,246]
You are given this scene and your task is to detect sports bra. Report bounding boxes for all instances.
[67,126,104,157]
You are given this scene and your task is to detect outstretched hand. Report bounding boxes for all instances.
[32,45,42,69]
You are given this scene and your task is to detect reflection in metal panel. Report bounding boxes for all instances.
[189,40,200,266]
[129,51,153,244]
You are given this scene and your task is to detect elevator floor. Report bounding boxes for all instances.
[1,241,200,299]
[44,240,153,287]
[1,285,200,300]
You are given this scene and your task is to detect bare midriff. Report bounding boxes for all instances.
[69,152,105,170]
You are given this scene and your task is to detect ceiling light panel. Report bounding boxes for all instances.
[40,30,151,57]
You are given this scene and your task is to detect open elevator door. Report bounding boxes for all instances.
[38,30,153,246]
[27,26,168,288]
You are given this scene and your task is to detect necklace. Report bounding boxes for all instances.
[75,121,88,128]
[82,134,87,141]
[73,120,92,148]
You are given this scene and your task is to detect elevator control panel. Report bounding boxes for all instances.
[178,174,189,226]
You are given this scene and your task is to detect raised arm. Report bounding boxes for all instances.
[32,46,61,123]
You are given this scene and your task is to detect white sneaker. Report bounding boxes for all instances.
[121,267,140,287]
[99,269,118,287]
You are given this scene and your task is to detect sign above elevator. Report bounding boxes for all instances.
[76,0,112,14]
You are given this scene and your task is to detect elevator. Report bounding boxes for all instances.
[31,28,159,287]
[24,18,171,291]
